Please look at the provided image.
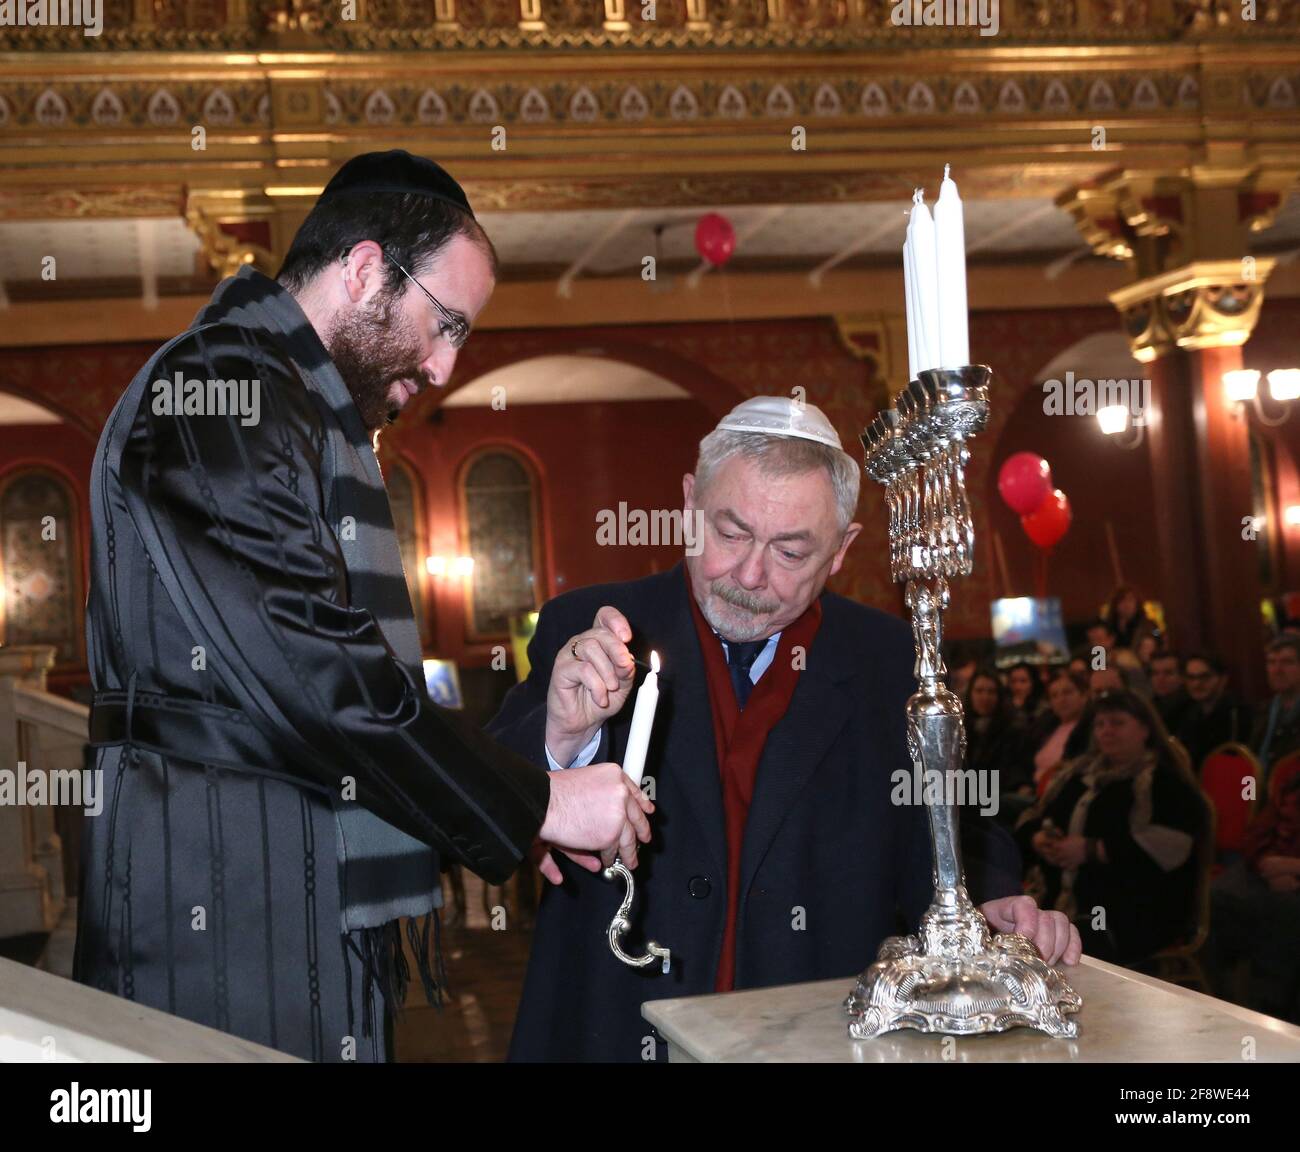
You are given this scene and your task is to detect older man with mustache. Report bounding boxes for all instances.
[491,397,1080,1063]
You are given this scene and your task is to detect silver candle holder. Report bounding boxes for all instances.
[845,365,1082,1040]
[604,860,671,973]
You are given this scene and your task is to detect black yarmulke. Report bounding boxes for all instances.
[320,150,475,218]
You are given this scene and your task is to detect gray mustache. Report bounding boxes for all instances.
[711,580,778,615]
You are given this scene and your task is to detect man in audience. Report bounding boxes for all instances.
[1252,635,1300,790]
[1149,649,1192,733]
[1175,652,1248,774]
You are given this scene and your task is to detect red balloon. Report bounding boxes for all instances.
[695,212,736,267]
[998,452,1053,516]
[1020,488,1072,551]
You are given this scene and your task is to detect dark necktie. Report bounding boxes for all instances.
[726,639,767,710]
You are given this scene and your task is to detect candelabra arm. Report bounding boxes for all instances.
[604,859,671,974]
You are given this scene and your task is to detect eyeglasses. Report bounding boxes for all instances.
[380,250,471,350]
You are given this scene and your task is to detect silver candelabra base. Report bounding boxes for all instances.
[845,885,1082,1039]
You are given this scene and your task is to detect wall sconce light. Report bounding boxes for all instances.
[1225,367,1294,426]
[1270,369,1300,403]
[425,555,476,579]
[1285,504,1300,528]
[1096,404,1145,449]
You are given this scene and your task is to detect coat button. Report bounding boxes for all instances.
[688,876,711,899]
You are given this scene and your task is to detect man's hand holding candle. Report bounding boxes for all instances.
[546,606,639,767]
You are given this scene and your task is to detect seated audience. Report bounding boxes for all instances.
[1204,768,1300,1023]
[1015,690,1208,966]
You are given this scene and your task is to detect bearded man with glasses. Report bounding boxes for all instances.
[76,150,650,1062]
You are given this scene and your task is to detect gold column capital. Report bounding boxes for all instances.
[186,190,278,279]
[1107,258,1276,362]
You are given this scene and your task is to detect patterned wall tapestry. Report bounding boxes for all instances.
[0,470,82,663]
[461,450,538,639]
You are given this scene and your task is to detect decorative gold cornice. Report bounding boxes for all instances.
[0,184,185,220]
[1108,257,1276,359]
[3,0,1299,52]
[1059,164,1300,268]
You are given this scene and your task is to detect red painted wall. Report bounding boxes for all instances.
[384,398,716,668]
[2,294,1296,682]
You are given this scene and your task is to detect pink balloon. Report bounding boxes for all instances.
[1021,488,1072,551]
[695,212,736,267]
[998,452,1053,516]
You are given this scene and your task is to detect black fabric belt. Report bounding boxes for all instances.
[89,687,286,775]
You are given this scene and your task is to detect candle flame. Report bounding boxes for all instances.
[944,163,950,181]
[650,650,661,674]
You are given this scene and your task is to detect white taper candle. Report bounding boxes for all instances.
[620,650,660,788]
[908,190,942,373]
[934,164,970,369]
[903,235,920,383]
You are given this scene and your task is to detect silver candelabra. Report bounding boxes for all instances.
[845,365,1082,1040]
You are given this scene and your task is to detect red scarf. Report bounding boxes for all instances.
[686,573,822,992]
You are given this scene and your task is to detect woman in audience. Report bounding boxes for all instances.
[1015,690,1208,966]
[1029,669,1091,796]
[1106,584,1159,652]
[963,668,1035,825]
[1006,660,1048,722]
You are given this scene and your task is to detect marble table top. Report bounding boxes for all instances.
[0,956,298,1062]
[642,956,1300,1062]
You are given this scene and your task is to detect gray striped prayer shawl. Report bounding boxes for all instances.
[194,266,443,999]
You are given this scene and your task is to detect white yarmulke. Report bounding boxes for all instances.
[714,396,842,449]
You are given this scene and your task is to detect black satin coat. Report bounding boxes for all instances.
[490,566,1023,1063]
[74,273,550,1062]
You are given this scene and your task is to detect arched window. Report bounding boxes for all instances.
[460,450,540,640]
[0,469,83,663]
[385,459,428,645]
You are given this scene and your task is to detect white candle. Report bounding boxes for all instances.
[908,190,942,373]
[621,650,660,788]
[903,235,920,382]
[934,164,970,369]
